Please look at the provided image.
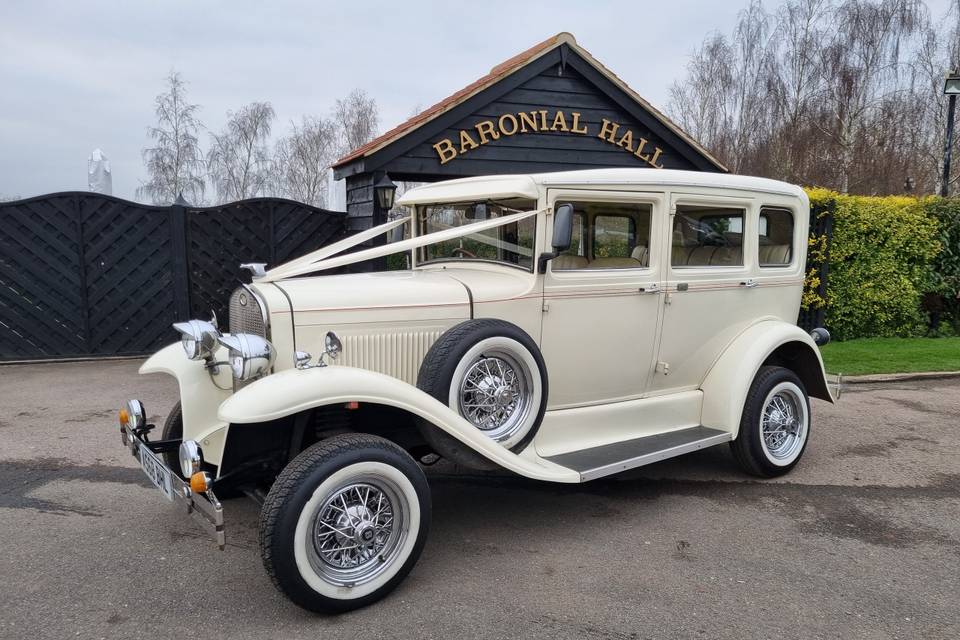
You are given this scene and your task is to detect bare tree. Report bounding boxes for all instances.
[207,102,276,203]
[668,0,953,195]
[815,0,927,192]
[138,72,205,205]
[272,116,338,207]
[332,89,379,154]
[668,2,779,174]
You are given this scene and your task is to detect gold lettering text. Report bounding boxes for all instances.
[475,120,500,145]
[498,113,519,136]
[633,137,651,161]
[519,111,539,133]
[616,130,634,151]
[433,139,457,164]
[598,119,620,143]
[647,147,664,168]
[459,130,479,153]
[570,112,588,134]
[538,110,549,130]
[550,110,570,132]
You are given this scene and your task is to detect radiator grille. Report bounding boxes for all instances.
[229,286,268,339]
[228,286,269,392]
[338,331,443,385]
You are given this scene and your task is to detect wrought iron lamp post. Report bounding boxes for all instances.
[940,71,960,197]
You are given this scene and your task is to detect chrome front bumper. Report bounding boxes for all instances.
[120,423,225,549]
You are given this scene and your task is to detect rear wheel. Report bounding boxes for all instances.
[259,434,430,613]
[730,366,811,477]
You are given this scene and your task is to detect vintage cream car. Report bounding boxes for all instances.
[118,168,836,612]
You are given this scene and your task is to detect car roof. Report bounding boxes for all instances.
[397,168,806,205]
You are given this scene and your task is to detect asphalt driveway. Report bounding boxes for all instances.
[0,360,957,639]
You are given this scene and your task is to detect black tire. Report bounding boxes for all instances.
[730,366,811,478]
[259,434,431,613]
[416,319,548,468]
[161,402,183,477]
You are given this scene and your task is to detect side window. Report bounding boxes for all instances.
[672,205,744,267]
[554,202,652,270]
[758,208,794,267]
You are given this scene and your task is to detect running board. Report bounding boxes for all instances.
[544,426,732,481]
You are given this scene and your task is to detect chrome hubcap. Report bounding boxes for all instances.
[761,388,806,460]
[458,351,532,443]
[308,480,405,585]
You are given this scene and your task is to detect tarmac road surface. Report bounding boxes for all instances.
[0,359,957,639]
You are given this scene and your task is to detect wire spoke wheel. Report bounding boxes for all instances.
[760,383,808,462]
[305,475,409,587]
[457,349,533,444]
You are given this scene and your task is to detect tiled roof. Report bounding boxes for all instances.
[332,33,564,168]
[332,32,725,172]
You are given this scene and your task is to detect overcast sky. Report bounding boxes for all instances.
[0,0,954,201]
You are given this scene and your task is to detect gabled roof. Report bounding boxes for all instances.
[332,32,727,172]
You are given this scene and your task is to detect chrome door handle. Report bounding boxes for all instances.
[741,279,759,288]
[639,284,660,294]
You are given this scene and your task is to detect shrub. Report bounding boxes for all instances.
[923,198,960,332]
[806,189,941,340]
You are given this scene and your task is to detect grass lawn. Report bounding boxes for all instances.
[819,337,960,376]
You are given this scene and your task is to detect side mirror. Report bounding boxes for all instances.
[552,203,574,252]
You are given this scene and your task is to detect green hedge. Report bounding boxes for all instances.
[925,198,960,332]
[805,189,946,340]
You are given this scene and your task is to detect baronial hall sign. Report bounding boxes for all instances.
[432,111,666,168]
[332,32,726,233]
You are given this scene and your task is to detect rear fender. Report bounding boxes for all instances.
[700,321,834,438]
[218,365,579,483]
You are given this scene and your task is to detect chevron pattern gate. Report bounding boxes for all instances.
[0,193,345,361]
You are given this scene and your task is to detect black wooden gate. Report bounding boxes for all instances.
[0,193,345,361]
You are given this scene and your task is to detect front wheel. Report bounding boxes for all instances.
[730,366,811,477]
[259,434,431,613]
[161,402,183,477]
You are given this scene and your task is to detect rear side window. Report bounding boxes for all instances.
[672,205,744,267]
[758,208,794,267]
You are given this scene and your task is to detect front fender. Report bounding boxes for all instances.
[139,343,231,463]
[218,365,579,483]
[700,321,834,438]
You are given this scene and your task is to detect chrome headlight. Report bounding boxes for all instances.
[125,399,145,430]
[217,333,275,380]
[173,319,220,360]
[179,440,202,477]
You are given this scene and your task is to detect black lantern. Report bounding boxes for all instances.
[374,174,397,210]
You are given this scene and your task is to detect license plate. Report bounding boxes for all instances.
[139,444,175,501]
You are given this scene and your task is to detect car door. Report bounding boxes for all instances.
[539,190,665,410]
[648,191,759,395]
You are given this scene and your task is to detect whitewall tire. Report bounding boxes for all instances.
[416,319,548,468]
[259,434,430,612]
[730,366,811,477]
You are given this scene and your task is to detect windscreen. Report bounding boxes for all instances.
[417,198,537,271]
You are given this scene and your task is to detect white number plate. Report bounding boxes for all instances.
[139,444,175,501]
